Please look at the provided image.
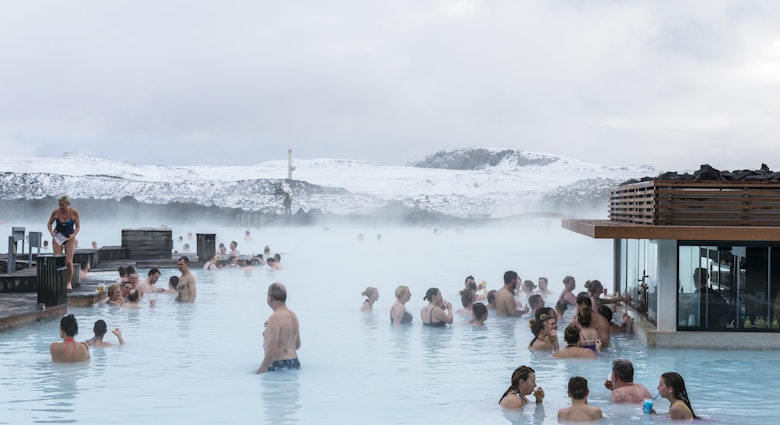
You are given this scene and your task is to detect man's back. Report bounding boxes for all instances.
[496,288,517,317]
[558,404,602,422]
[611,383,652,403]
[266,307,301,360]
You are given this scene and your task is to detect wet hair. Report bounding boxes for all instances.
[128,289,140,302]
[503,271,518,285]
[362,287,378,298]
[395,285,409,299]
[459,289,475,307]
[472,303,487,320]
[59,195,71,204]
[661,372,697,419]
[231,240,238,247]
[584,279,603,295]
[568,376,588,400]
[533,307,552,322]
[126,265,136,275]
[612,359,635,383]
[528,294,542,309]
[60,314,78,337]
[578,307,593,327]
[464,275,475,284]
[563,324,580,345]
[107,284,120,298]
[555,299,569,316]
[117,266,127,278]
[148,268,160,277]
[93,319,107,337]
[423,288,440,302]
[487,290,497,305]
[522,280,535,291]
[598,305,613,322]
[499,365,535,404]
[274,253,281,262]
[465,281,478,292]
[575,292,592,307]
[169,276,179,289]
[529,314,553,339]
[178,256,190,265]
[563,275,575,286]
[268,282,287,302]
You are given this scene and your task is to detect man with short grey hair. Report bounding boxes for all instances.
[605,359,652,403]
[257,282,301,374]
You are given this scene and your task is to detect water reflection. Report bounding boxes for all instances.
[261,373,301,425]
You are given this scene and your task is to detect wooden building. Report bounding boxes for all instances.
[564,179,780,349]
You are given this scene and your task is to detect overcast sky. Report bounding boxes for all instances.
[2,1,779,171]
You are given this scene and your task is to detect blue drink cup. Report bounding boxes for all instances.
[643,399,654,414]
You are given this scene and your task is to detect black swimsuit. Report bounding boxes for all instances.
[391,306,413,324]
[423,307,446,327]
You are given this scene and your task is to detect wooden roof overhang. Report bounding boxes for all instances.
[562,219,780,241]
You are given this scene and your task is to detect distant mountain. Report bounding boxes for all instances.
[408,148,558,170]
[0,149,659,219]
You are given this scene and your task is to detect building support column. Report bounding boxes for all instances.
[655,239,678,332]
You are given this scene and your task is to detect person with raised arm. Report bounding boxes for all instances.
[420,287,453,327]
[498,365,545,409]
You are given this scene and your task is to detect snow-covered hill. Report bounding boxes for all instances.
[0,149,659,218]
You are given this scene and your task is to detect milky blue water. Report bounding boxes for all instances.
[1,220,778,424]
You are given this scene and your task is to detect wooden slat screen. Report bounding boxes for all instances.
[609,181,780,226]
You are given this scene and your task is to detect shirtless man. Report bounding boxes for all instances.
[257,282,301,374]
[496,271,530,317]
[558,377,602,422]
[536,277,554,296]
[605,359,652,403]
[175,256,197,303]
[229,241,240,256]
[138,268,162,293]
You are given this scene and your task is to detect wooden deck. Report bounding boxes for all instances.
[0,279,111,332]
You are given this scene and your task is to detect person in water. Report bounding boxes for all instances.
[175,256,197,303]
[420,287,453,327]
[84,319,125,347]
[605,359,653,403]
[557,376,602,422]
[390,285,413,325]
[498,365,545,409]
[657,372,697,420]
[553,325,599,359]
[46,195,81,290]
[469,302,488,327]
[360,287,379,312]
[528,314,559,351]
[106,284,123,306]
[50,314,90,362]
[257,282,301,374]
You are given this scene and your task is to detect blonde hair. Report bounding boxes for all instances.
[58,195,71,204]
[395,285,409,299]
[362,287,377,297]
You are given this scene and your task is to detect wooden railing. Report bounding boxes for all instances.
[609,180,780,226]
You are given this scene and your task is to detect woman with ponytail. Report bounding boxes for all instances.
[498,365,545,409]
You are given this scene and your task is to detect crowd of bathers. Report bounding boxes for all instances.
[361,271,697,420]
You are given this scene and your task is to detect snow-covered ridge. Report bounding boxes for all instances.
[0,150,659,217]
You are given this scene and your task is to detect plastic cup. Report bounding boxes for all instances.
[643,399,654,414]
